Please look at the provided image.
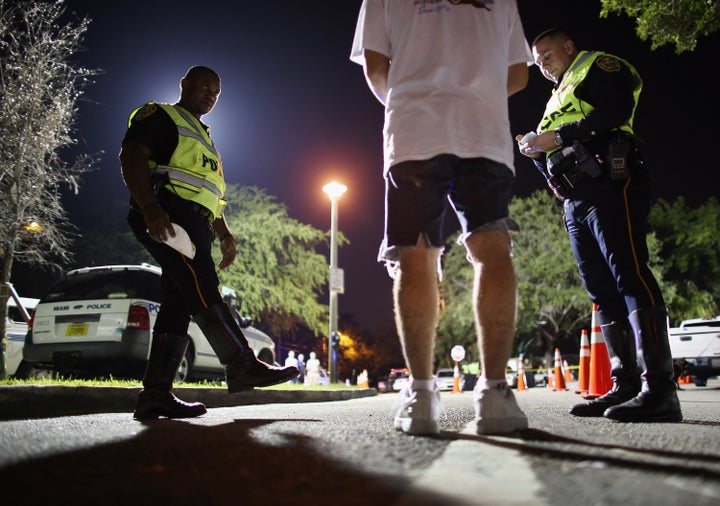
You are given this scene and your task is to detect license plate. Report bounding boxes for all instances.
[711,358,720,368]
[66,323,89,336]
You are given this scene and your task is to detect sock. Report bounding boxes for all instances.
[412,378,435,391]
[477,376,506,389]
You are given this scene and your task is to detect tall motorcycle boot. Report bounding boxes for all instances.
[193,303,300,392]
[133,332,207,420]
[569,321,641,416]
[604,307,682,422]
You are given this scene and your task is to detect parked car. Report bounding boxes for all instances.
[389,367,410,391]
[3,295,48,378]
[375,367,410,393]
[21,264,277,382]
[436,367,466,391]
[505,357,537,389]
[669,315,720,387]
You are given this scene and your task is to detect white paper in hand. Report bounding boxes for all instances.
[160,223,196,259]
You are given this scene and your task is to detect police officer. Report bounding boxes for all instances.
[120,66,299,420]
[517,30,681,423]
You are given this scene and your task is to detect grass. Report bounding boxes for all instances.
[0,376,355,390]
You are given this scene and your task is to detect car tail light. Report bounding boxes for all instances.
[27,310,35,331]
[127,305,150,330]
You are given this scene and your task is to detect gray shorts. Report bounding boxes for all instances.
[379,154,518,262]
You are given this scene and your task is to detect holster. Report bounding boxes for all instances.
[545,141,602,199]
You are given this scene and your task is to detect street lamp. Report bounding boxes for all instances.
[322,181,347,383]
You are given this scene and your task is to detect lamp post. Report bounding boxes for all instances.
[322,181,347,383]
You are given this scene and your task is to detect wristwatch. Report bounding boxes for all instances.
[553,129,563,147]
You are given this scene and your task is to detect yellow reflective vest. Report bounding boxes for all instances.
[537,50,642,157]
[128,102,227,220]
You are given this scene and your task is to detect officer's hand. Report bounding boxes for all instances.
[218,234,236,270]
[516,134,543,159]
[144,205,174,242]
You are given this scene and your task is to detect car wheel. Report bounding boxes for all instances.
[693,377,707,387]
[13,360,54,380]
[257,349,274,365]
[175,348,193,383]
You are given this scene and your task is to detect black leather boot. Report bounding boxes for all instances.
[604,307,682,422]
[193,303,299,392]
[134,333,207,420]
[570,320,641,416]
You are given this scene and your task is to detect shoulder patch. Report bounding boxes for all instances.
[596,56,621,73]
[134,104,158,121]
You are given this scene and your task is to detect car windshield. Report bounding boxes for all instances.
[42,269,162,302]
[438,370,453,377]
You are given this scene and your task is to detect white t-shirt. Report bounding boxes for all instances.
[350,0,532,174]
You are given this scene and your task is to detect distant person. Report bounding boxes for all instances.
[351,0,531,435]
[120,65,298,420]
[297,353,306,383]
[306,351,321,386]
[517,29,681,422]
[285,351,299,383]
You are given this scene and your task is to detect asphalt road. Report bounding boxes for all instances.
[1,381,719,505]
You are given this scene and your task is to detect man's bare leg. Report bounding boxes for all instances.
[393,237,442,382]
[466,230,517,379]
[465,230,527,434]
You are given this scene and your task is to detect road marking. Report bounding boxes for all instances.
[394,422,547,506]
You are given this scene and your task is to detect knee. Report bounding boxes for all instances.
[465,231,512,265]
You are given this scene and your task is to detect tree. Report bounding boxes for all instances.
[649,196,720,322]
[600,0,719,53]
[510,191,590,359]
[216,185,345,338]
[0,0,100,376]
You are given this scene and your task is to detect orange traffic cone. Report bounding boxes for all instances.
[547,366,554,389]
[357,369,369,388]
[516,357,527,391]
[574,329,590,394]
[452,363,462,393]
[582,303,612,400]
[563,359,574,383]
[552,348,568,391]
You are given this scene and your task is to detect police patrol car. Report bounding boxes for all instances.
[669,315,720,387]
[21,264,277,382]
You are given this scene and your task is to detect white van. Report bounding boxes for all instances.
[669,315,720,386]
[4,295,40,377]
[21,264,277,382]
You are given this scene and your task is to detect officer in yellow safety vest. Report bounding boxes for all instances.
[120,65,298,420]
[517,29,681,424]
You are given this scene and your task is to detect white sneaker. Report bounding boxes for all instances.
[474,381,528,435]
[393,383,442,435]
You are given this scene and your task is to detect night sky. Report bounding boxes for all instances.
[46,0,718,334]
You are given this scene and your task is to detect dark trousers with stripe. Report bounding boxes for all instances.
[562,164,665,327]
[128,189,223,336]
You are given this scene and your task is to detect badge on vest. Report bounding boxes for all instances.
[596,56,621,73]
[134,104,158,121]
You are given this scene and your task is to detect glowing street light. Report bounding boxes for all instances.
[23,220,43,233]
[322,181,347,383]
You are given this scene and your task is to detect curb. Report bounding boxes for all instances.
[0,385,378,421]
